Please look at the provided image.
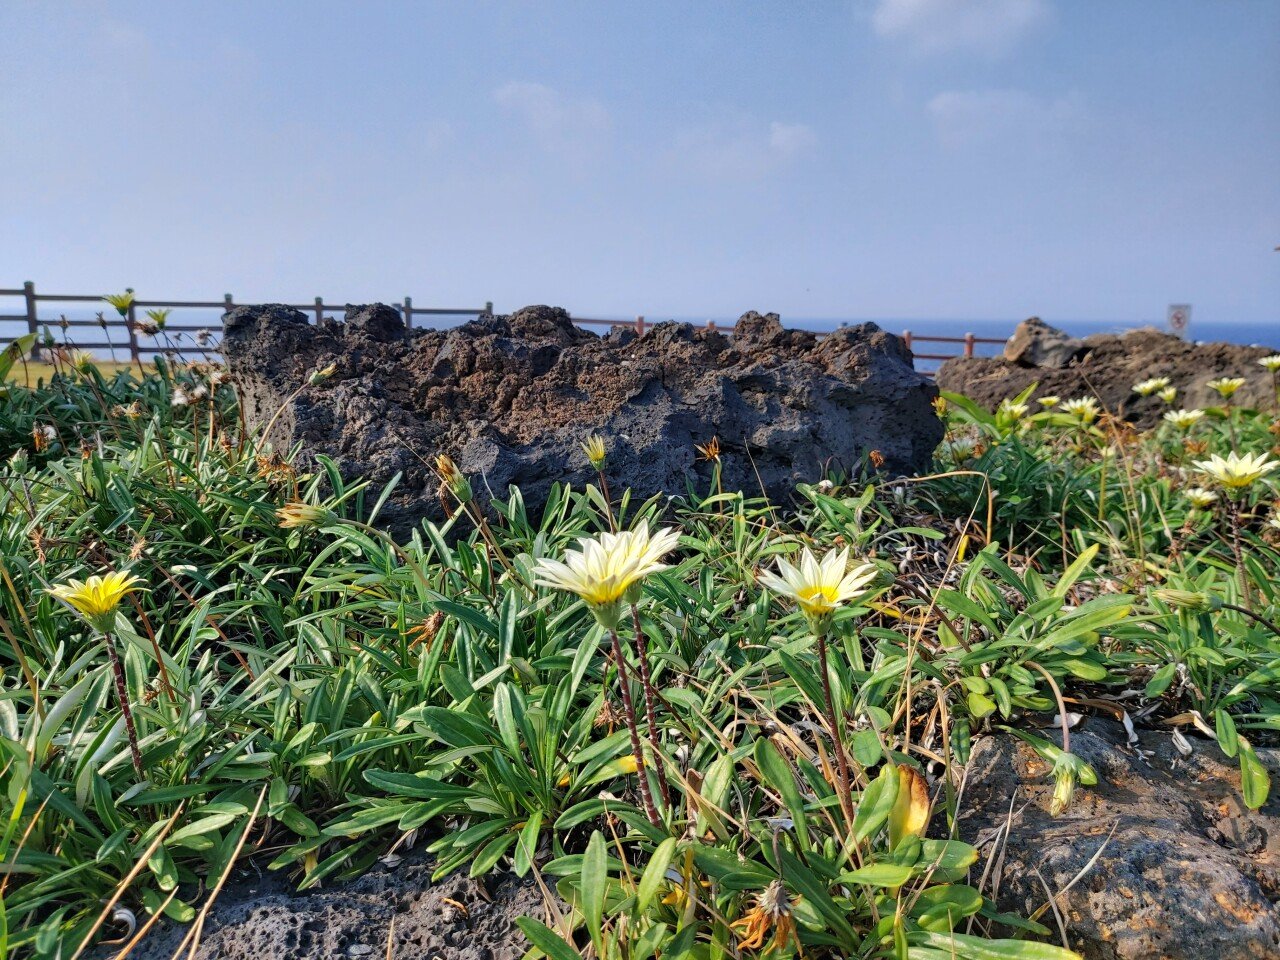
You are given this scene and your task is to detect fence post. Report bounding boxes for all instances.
[125,288,141,367]
[314,297,324,325]
[23,281,39,359]
[403,296,413,328]
[636,315,645,336]
[902,329,913,351]
[964,332,975,358]
[484,301,494,316]
[223,293,234,314]
[706,319,717,332]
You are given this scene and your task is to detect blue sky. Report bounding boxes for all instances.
[2,1,1277,325]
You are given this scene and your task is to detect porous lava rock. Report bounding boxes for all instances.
[937,320,1278,429]
[93,849,550,960]
[222,304,942,533]
[961,721,1280,960]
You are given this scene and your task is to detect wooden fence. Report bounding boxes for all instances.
[1,283,1007,370]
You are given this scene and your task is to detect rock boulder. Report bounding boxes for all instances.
[222,304,942,533]
[938,322,1277,429]
[961,721,1280,959]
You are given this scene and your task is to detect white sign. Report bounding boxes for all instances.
[1168,303,1191,336]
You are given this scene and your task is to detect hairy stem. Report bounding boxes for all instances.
[104,632,145,779]
[630,603,670,807]
[609,628,660,827]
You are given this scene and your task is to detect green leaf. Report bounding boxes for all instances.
[1238,738,1271,810]
[636,837,679,913]
[581,830,607,951]
[515,918,581,960]
[841,862,914,886]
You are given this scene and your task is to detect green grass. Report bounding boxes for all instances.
[0,358,1277,958]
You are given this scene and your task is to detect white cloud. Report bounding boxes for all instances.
[927,88,1083,149]
[668,118,817,181]
[493,81,610,158]
[872,0,1051,57]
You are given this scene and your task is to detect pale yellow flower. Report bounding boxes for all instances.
[757,546,878,623]
[581,434,607,470]
[307,363,337,386]
[1258,355,1280,373]
[102,291,134,318]
[1207,377,1245,399]
[1036,395,1060,408]
[1133,376,1170,397]
[1157,386,1177,404]
[1060,397,1100,424]
[1163,408,1204,430]
[1184,487,1218,509]
[276,501,336,529]
[533,524,681,627]
[48,571,146,633]
[996,399,1029,423]
[1193,451,1279,490]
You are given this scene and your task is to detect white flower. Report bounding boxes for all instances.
[1184,487,1218,509]
[757,546,878,622]
[1060,397,1100,424]
[1193,451,1279,490]
[533,524,681,627]
[1258,355,1280,373]
[1036,396,1060,408]
[1207,377,1246,399]
[1163,409,1205,430]
[1157,386,1177,404]
[1133,377,1171,397]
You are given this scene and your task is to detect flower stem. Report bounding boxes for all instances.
[1227,497,1251,606]
[630,603,670,807]
[609,628,660,827]
[104,632,145,779]
[816,633,854,824]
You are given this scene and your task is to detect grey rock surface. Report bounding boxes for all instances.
[223,304,943,534]
[961,721,1280,960]
[1003,317,1086,369]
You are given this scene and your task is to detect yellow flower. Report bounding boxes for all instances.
[145,308,171,331]
[68,350,96,374]
[1059,397,1100,424]
[1157,386,1178,404]
[581,434,607,470]
[1036,395,1060,408]
[757,546,878,625]
[276,501,336,529]
[996,399,1028,426]
[1132,376,1170,397]
[48,571,146,633]
[1259,354,1280,373]
[532,524,681,628]
[1193,451,1279,490]
[102,291,134,318]
[1207,376,1245,399]
[1163,408,1204,430]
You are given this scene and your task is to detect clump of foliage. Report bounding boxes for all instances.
[0,341,1277,959]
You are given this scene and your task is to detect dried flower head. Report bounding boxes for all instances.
[307,363,337,386]
[696,436,721,462]
[730,880,796,953]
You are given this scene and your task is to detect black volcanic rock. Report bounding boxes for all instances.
[222,304,943,533]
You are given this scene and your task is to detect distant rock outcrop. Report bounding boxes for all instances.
[937,319,1277,428]
[222,304,943,533]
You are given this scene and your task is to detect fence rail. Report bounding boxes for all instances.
[1,283,1008,371]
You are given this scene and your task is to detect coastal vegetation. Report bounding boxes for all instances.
[0,336,1278,958]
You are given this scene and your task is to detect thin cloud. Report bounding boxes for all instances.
[927,88,1083,149]
[872,0,1052,57]
[667,117,817,182]
[492,81,611,159]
